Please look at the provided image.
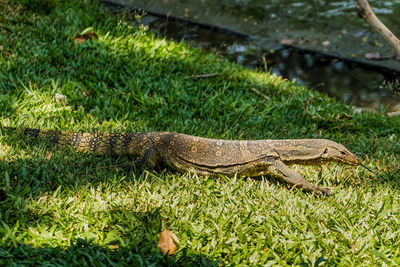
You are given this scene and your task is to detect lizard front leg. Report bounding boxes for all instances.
[269,160,333,196]
[132,143,159,170]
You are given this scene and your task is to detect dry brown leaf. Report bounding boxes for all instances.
[322,40,330,46]
[73,37,85,43]
[82,90,91,97]
[365,52,381,60]
[73,32,98,43]
[158,229,179,255]
[280,39,295,45]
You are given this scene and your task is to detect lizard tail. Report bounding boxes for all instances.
[1,126,138,156]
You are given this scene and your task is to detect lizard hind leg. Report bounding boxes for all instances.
[269,160,333,196]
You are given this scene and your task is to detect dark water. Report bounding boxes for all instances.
[143,16,400,112]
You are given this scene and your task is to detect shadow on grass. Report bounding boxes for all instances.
[1,203,219,266]
[0,234,221,266]
[0,133,227,265]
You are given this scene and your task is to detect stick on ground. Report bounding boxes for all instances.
[250,87,269,101]
[185,73,220,79]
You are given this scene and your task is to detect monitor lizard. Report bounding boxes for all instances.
[1,127,363,196]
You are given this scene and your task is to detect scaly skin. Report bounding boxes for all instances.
[1,127,361,195]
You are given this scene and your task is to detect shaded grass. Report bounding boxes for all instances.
[1,0,400,265]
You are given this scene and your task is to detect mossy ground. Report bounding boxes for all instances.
[1,0,400,265]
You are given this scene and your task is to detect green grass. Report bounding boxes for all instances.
[1,0,400,265]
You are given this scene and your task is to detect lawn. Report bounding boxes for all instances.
[1,0,400,265]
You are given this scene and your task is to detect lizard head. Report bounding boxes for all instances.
[320,141,361,165]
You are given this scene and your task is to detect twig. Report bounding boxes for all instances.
[356,0,400,59]
[184,73,220,79]
[250,87,269,101]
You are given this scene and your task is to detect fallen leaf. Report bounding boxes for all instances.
[280,39,295,45]
[82,90,91,97]
[365,52,381,60]
[158,229,179,255]
[73,32,98,43]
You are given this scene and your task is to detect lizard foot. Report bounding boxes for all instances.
[315,187,333,196]
[270,160,334,196]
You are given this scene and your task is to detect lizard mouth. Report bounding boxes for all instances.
[320,154,361,166]
[338,157,361,166]
[301,156,360,166]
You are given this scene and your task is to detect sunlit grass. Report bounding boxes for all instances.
[1,0,400,265]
